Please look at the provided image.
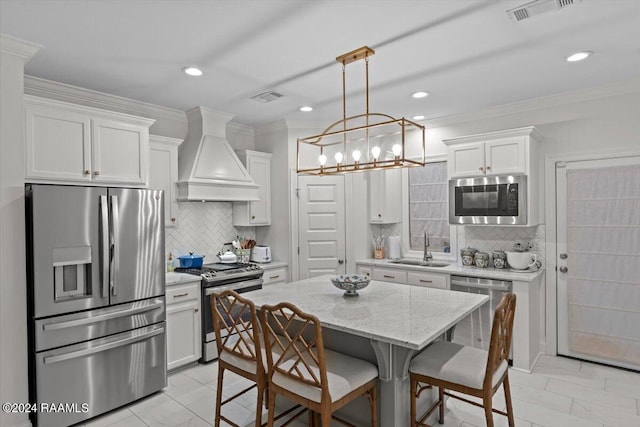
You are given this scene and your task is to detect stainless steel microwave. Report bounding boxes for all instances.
[449,175,527,225]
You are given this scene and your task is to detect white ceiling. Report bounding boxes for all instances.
[2,0,640,127]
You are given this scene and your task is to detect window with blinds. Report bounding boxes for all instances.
[408,161,450,252]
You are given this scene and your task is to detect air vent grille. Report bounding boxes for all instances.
[251,90,284,103]
[507,0,582,22]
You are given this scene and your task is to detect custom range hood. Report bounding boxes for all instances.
[177,107,259,201]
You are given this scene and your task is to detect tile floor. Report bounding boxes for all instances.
[80,355,640,427]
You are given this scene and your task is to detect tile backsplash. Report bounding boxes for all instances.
[457,225,546,266]
[165,201,255,261]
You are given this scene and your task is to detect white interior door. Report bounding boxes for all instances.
[298,175,346,279]
[557,156,640,370]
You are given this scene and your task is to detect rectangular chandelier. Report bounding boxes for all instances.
[297,46,426,175]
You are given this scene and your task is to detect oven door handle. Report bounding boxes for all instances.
[205,278,263,296]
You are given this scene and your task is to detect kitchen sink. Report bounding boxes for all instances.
[389,259,450,268]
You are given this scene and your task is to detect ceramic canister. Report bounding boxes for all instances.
[474,252,490,268]
[460,247,478,266]
[492,250,506,269]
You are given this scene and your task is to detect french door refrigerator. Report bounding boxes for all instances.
[26,184,166,427]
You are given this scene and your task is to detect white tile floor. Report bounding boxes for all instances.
[80,355,640,427]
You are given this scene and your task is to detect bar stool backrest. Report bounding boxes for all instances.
[484,293,517,389]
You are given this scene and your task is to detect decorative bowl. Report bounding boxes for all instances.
[330,275,371,297]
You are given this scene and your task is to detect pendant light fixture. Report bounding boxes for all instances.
[297,46,426,175]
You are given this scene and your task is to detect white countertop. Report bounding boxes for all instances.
[165,272,200,286]
[357,258,544,282]
[246,275,488,350]
[257,261,288,271]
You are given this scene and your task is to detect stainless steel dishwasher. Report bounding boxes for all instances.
[449,275,513,357]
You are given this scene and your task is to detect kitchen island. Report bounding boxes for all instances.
[247,275,489,426]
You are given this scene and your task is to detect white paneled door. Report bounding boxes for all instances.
[556,156,640,371]
[298,175,346,279]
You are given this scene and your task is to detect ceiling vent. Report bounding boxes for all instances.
[507,0,582,22]
[251,90,284,103]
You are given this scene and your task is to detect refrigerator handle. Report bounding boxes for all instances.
[110,195,120,296]
[99,195,109,299]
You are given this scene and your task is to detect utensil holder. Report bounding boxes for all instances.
[235,249,251,264]
[374,247,385,259]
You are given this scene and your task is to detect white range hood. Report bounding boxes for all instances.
[177,107,259,201]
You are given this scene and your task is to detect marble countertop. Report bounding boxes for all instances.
[246,275,488,350]
[256,261,288,271]
[166,272,200,286]
[357,258,544,282]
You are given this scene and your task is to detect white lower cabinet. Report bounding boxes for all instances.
[357,266,372,279]
[406,271,448,289]
[262,267,288,286]
[166,281,201,370]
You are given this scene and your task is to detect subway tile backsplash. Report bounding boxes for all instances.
[165,201,255,260]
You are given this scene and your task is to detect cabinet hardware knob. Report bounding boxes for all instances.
[84,170,91,175]
[94,171,101,176]
[173,292,189,298]
[171,217,176,222]
[251,216,256,219]
[559,266,568,273]
[378,214,382,218]
[338,259,344,264]
[479,167,484,171]
[486,165,491,170]
[195,308,199,313]
[559,253,568,259]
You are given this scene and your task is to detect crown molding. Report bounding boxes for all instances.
[424,77,640,129]
[0,33,41,61]
[24,75,187,123]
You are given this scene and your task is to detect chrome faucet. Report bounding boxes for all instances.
[423,231,433,261]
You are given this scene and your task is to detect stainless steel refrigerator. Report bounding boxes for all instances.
[26,184,167,427]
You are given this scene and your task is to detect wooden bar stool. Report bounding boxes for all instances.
[409,293,516,427]
[211,290,304,427]
[260,301,378,427]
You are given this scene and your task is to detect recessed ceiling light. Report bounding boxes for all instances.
[412,91,430,99]
[182,66,203,76]
[299,106,313,112]
[566,51,592,62]
[413,115,425,121]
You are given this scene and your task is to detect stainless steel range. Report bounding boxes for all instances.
[175,262,263,362]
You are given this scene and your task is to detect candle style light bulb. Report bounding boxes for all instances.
[352,150,361,162]
[392,144,402,156]
[334,152,344,164]
[371,146,381,160]
[318,154,327,166]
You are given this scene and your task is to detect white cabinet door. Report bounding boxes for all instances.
[233,151,272,226]
[485,136,526,175]
[448,142,485,178]
[166,282,201,370]
[369,169,401,223]
[262,267,288,286]
[25,103,92,182]
[149,136,182,227]
[248,154,271,224]
[92,118,148,185]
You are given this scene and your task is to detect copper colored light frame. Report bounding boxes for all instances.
[296,46,426,175]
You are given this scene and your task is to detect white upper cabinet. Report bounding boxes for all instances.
[149,135,182,227]
[25,95,154,185]
[446,134,530,178]
[369,168,402,223]
[233,150,272,226]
